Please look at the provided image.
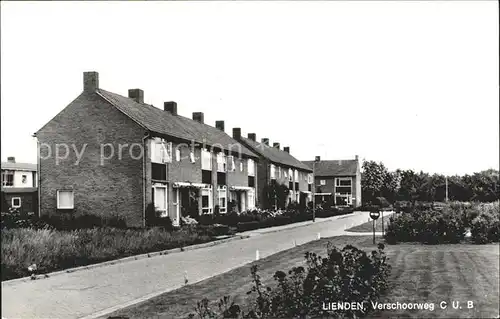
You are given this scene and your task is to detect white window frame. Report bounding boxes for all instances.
[247,189,255,209]
[270,164,276,180]
[201,149,212,170]
[218,187,227,213]
[248,159,255,176]
[2,170,14,187]
[152,184,168,217]
[11,197,21,208]
[227,155,236,172]
[190,151,196,163]
[335,177,352,187]
[172,188,180,226]
[308,174,313,184]
[57,190,74,209]
[21,175,28,184]
[217,152,227,172]
[294,169,299,182]
[240,161,244,172]
[175,148,181,162]
[288,168,293,182]
[151,138,172,163]
[320,179,326,186]
[202,187,213,214]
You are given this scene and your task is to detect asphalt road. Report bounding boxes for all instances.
[1,211,385,319]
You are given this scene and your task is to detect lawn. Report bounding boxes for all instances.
[346,213,393,233]
[105,235,500,319]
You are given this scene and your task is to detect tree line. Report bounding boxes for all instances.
[361,160,499,205]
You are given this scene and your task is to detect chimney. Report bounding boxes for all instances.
[83,71,99,92]
[261,138,269,146]
[355,155,359,161]
[248,133,256,141]
[315,156,321,162]
[7,157,15,163]
[192,112,204,124]
[128,89,144,104]
[284,147,290,153]
[233,127,241,139]
[164,101,177,115]
[215,121,225,132]
[273,142,280,149]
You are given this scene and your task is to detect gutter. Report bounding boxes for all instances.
[142,131,150,228]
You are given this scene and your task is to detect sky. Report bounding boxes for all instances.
[1,1,498,176]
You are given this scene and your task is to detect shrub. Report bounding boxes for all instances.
[190,243,391,318]
[385,201,499,244]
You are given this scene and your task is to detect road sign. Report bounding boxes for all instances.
[369,210,380,220]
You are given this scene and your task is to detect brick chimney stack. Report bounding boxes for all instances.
[192,112,204,124]
[128,89,144,104]
[83,71,99,92]
[164,101,177,115]
[233,128,241,140]
[216,121,225,132]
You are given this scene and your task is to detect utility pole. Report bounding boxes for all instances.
[445,176,449,202]
[312,160,316,222]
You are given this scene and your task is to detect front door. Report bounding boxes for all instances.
[239,191,246,212]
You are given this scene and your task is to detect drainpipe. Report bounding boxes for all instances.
[35,136,41,218]
[142,131,150,228]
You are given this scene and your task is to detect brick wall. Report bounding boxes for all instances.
[3,192,37,215]
[37,91,146,227]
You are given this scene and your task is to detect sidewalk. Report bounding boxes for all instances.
[2,210,375,319]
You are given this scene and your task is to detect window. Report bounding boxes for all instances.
[202,149,212,170]
[240,162,244,172]
[248,176,255,187]
[12,197,21,208]
[294,169,299,182]
[270,164,276,179]
[284,170,287,178]
[57,190,74,209]
[308,174,313,184]
[175,148,181,162]
[248,159,255,176]
[202,188,213,214]
[153,185,168,217]
[320,180,326,186]
[247,190,255,209]
[190,151,196,163]
[217,152,227,172]
[336,178,352,187]
[218,188,227,213]
[22,175,27,184]
[151,138,172,163]
[1,170,14,186]
[227,156,236,172]
[288,169,293,182]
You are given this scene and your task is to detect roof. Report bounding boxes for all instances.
[1,162,37,171]
[240,137,312,171]
[302,159,358,176]
[96,89,257,158]
[1,187,37,193]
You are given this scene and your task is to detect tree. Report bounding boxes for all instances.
[263,180,289,209]
[361,161,389,205]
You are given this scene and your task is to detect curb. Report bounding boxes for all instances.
[1,234,250,286]
[236,213,357,236]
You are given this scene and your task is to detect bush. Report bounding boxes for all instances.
[190,243,391,318]
[1,209,51,230]
[385,201,499,244]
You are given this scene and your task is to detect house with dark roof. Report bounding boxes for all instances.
[233,130,313,208]
[1,157,38,215]
[302,156,362,208]
[34,71,259,227]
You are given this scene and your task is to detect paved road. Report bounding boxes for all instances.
[2,211,387,319]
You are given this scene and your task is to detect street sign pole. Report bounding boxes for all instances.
[372,219,376,245]
[369,209,381,245]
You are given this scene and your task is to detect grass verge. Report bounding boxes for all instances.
[1,226,220,281]
[105,235,499,319]
[346,213,393,233]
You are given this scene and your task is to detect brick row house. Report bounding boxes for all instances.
[233,131,314,208]
[302,156,362,208]
[34,71,259,227]
[1,157,38,215]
